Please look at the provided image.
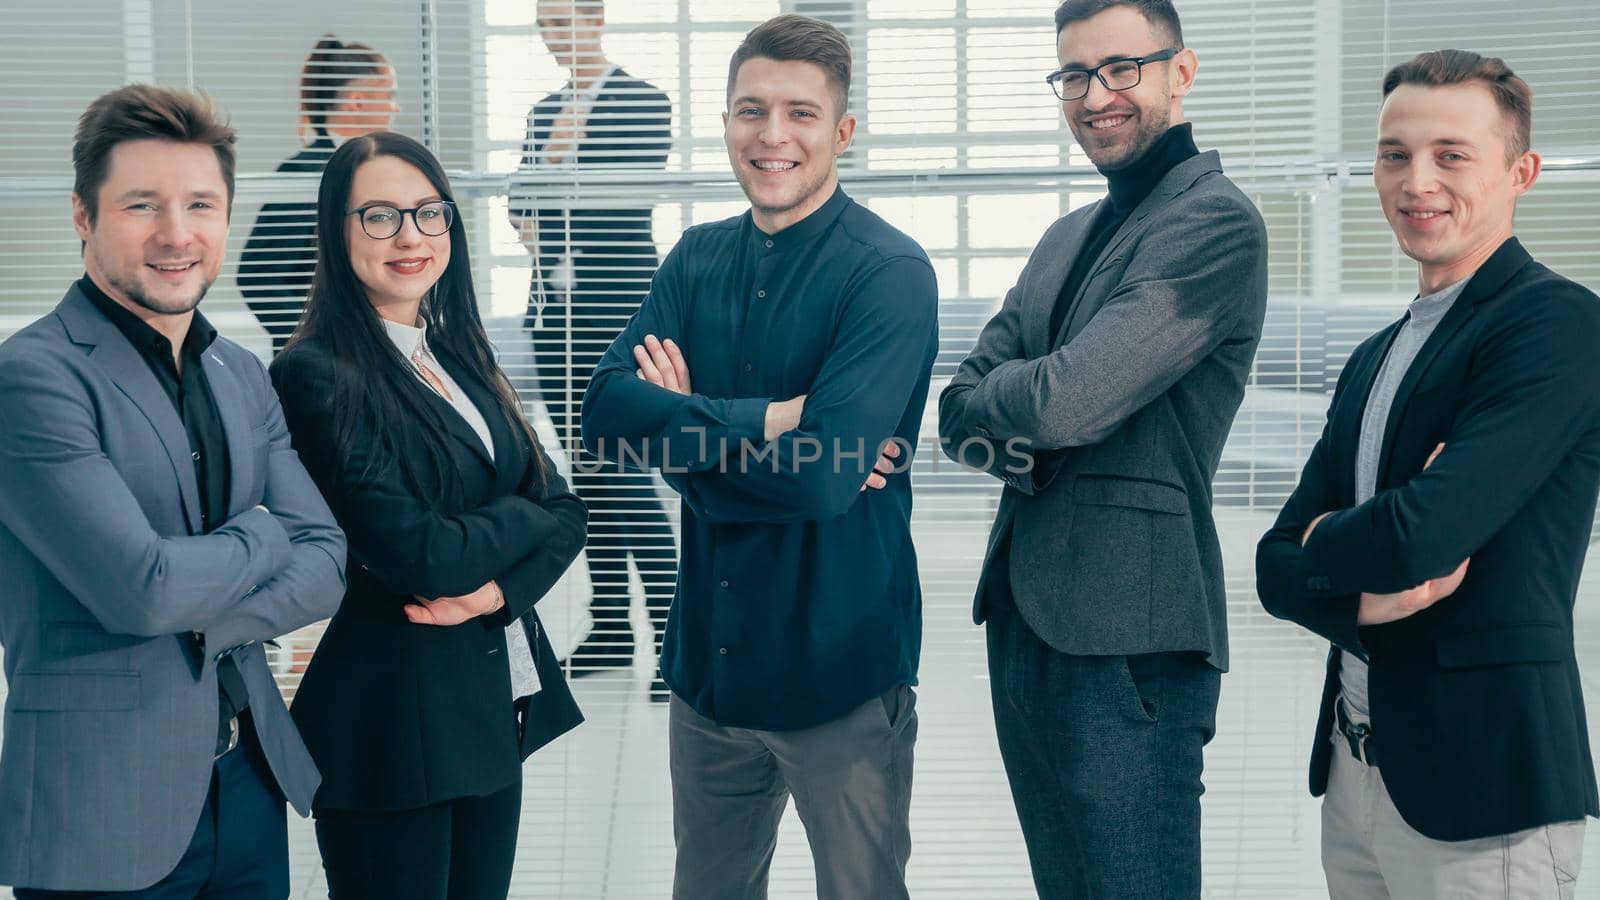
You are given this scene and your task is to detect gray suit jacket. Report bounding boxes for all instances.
[0,285,346,891]
[939,151,1267,669]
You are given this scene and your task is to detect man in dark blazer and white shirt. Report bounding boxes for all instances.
[510,0,679,690]
[0,85,346,896]
[1257,50,1596,897]
[938,1,1267,896]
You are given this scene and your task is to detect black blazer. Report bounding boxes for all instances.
[270,335,587,812]
[237,136,334,351]
[509,68,670,308]
[1257,238,1600,841]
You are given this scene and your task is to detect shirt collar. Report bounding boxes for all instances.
[381,314,428,361]
[77,273,218,361]
[750,185,851,256]
[1409,275,1471,323]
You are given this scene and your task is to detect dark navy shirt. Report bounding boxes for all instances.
[581,187,939,730]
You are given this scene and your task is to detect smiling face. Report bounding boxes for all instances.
[72,139,229,318]
[1375,81,1540,292]
[1056,5,1194,171]
[344,154,451,321]
[724,56,855,234]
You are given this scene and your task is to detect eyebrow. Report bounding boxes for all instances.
[1377,137,1476,148]
[114,188,225,202]
[730,95,824,110]
[354,194,444,207]
[1060,51,1152,70]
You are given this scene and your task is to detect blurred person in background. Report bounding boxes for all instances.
[271,131,586,898]
[238,35,397,355]
[510,0,677,696]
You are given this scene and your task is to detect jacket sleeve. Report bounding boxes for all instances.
[1301,286,1600,594]
[270,348,561,601]
[1254,365,1366,655]
[490,440,589,624]
[938,267,1042,494]
[958,192,1267,451]
[0,350,293,637]
[200,352,348,655]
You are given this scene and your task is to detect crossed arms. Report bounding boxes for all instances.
[1256,291,1600,651]
[580,241,938,523]
[0,347,345,651]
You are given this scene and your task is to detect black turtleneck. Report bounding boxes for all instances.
[1047,122,1200,342]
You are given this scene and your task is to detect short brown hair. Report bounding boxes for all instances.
[300,35,391,136]
[727,14,852,118]
[1382,49,1533,162]
[72,84,237,224]
[1055,0,1183,46]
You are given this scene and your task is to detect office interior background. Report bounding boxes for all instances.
[2,0,1598,896]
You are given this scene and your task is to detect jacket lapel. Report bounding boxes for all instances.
[1374,237,1531,488]
[57,288,203,533]
[1022,205,1099,359]
[201,346,254,517]
[431,345,521,495]
[1055,151,1226,350]
[1331,321,1401,506]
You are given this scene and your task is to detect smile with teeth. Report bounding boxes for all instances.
[387,258,429,274]
[1403,209,1448,220]
[1088,115,1131,130]
[149,261,197,272]
[753,160,798,172]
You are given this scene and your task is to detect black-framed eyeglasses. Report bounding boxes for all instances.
[1046,48,1180,102]
[345,200,456,239]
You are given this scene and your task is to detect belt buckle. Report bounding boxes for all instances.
[215,715,240,760]
[1352,727,1371,765]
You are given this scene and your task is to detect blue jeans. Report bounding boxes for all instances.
[987,601,1221,899]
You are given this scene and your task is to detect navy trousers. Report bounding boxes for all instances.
[16,713,289,899]
[987,600,1221,899]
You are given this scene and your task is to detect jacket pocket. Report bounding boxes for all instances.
[1434,623,1568,669]
[9,671,141,711]
[1073,475,1188,515]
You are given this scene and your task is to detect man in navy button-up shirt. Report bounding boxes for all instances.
[581,14,937,899]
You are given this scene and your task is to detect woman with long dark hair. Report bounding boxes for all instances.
[239,35,398,353]
[269,131,585,897]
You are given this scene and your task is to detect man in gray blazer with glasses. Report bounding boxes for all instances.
[0,85,345,897]
[939,1,1267,896]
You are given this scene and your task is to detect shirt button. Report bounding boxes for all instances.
[764,239,773,249]
[719,647,728,655]
[719,580,730,588]
[756,290,766,299]
[191,451,201,460]
[743,363,753,372]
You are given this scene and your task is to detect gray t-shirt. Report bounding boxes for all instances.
[1339,276,1470,723]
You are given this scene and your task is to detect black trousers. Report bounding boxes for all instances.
[313,778,522,900]
[529,274,676,668]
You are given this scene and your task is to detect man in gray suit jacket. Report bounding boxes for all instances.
[938,2,1267,896]
[0,85,346,896]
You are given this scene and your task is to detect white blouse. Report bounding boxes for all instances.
[383,317,541,701]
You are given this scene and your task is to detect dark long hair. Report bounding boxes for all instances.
[290,131,545,508]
